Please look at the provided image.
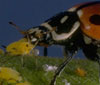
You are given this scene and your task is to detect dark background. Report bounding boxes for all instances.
[0,0,95,57]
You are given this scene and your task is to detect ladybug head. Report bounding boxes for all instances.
[26,26,53,47]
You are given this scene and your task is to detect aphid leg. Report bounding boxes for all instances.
[21,56,25,67]
[82,44,100,83]
[97,48,100,83]
[50,52,76,85]
[98,60,100,83]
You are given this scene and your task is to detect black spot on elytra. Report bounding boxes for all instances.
[89,14,100,25]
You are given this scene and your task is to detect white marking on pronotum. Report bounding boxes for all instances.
[60,16,68,23]
[68,7,77,12]
[77,10,83,17]
[41,21,80,41]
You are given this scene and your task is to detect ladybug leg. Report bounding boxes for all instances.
[98,59,100,83]
[21,56,25,67]
[44,47,48,56]
[83,45,98,61]
[96,48,100,83]
[82,44,100,83]
[50,47,77,85]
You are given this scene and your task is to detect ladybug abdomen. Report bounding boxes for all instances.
[78,2,100,40]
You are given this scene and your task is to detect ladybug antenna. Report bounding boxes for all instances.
[9,21,27,35]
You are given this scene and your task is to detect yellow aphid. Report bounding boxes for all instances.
[16,81,31,85]
[0,67,22,83]
[0,48,4,55]
[75,67,87,77]
[6,41,35,56]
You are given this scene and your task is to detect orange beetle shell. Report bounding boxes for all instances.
[70,2,100,40]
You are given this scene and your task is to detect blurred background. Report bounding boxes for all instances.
[0,0,96,57]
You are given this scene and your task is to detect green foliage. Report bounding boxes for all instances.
[0,55,99,85]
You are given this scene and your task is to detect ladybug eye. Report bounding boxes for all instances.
[89,14,100,25]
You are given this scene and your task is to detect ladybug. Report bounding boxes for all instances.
[9,1,100,85]
[25,1,100,61]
